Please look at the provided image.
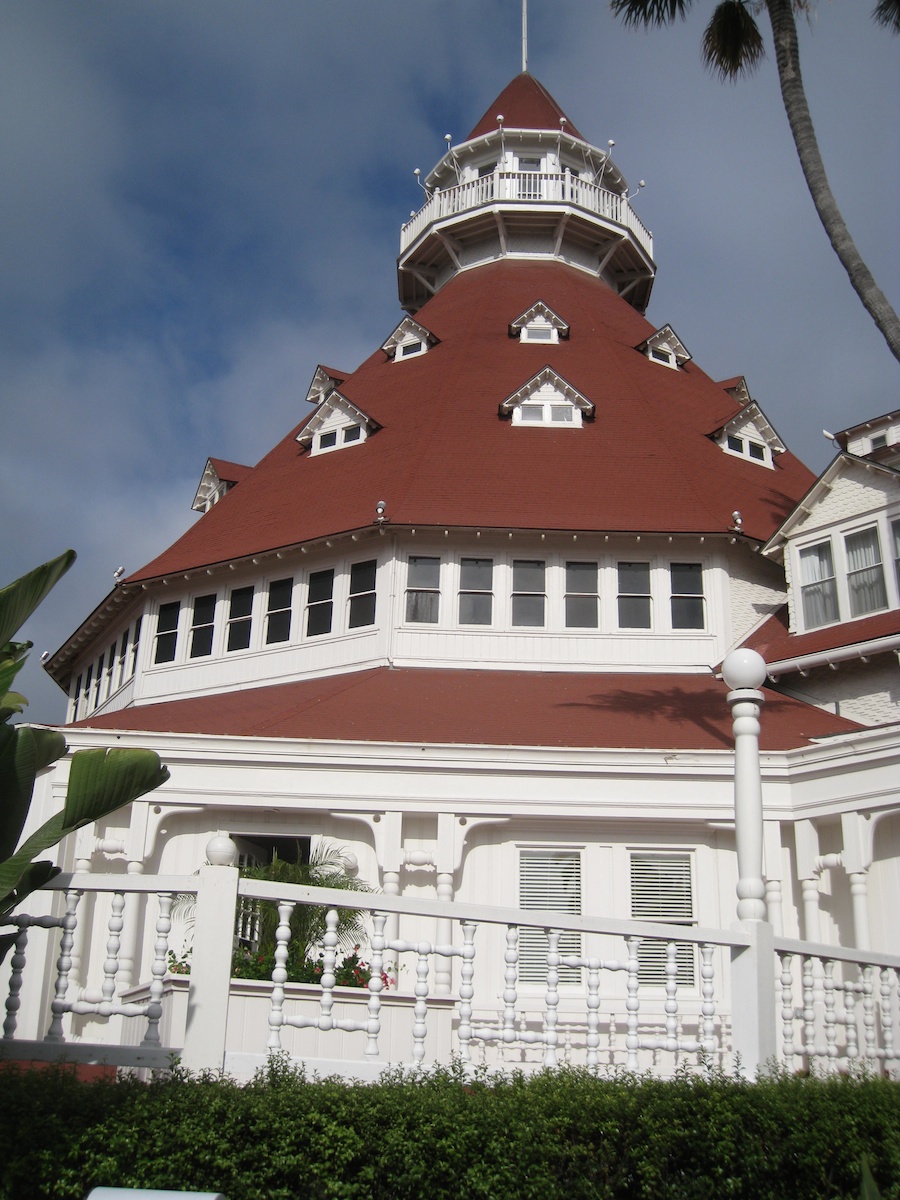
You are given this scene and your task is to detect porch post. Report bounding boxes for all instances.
[182,834,239,1073]
[722,649,777,1077]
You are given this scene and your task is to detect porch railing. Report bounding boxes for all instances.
[399,169,653,261]
[3,866,899,1081]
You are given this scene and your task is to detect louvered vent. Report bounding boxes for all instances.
[630,852,695,987]
[518,851,582,985]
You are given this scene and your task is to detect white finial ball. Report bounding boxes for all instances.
[342,852,360,878]
[722,648,767,691]
[206,833,238,866]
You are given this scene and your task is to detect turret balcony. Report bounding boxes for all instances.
[398,168,655,313]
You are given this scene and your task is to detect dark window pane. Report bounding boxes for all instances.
[227,622,251,651]
[727,434,743,452]
[266,609,292,644]
[406,591,439,623]
[513,559,545,593]
[230,587,254,619]
[191,626,215,657]
[460,558,492,590]
[671,596,704,629]
[193,593,217,626]
[670,563,702,595]
[512,594,545,626]
[459,592,492,625]
[268,578,293,611]
[409,556,440,589]
[157,601,180,632]
[319,431,337,448]
[306,601,333,637]
[155,602,180,663]
[618,595,651,629]
[349,592,377,628]
[343,425,361,442]
[566,594,597,628]
[566,561,597,593]
[350,560,377,595]
[618,562,649,595]
[748,442,765,461]
[308,569,334,605]
[155,632,177,663]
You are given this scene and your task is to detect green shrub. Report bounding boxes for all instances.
[0,1060,897,1200]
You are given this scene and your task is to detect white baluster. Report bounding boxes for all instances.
[625,936,641,1072]
[844,968,859,1062]
[100,892,126,1014]
[608,1012,617,1067]
[318,908,339,1030]
[46,889,81,1042]
[862,967,877,1064]
[543,929,560,1067]
[117,860,145,991]
[502,926,519,1045]
[412,944,430,1062]
[585,959,600,1069]
[879,969,895,1068]
[456,922,475,1061]
[823,959,837,1062]
[142,893,172,1047]
[3,925,29,1039]
[779,953,795,1066]
[364,913,385,1059]
[700,944,717,1055]
[434,871,454,995]
[802,955,816,1066]
[266,901,294,1052]
[664,942,679,1053]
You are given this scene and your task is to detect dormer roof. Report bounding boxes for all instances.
[709,402,786,454]
[637,325,692,368]
[509,301,569,339]
[498,366,593,419]
[295,390,379,449]
[467,73,585,140]
[304,365,347,407]
[191,457,252,514]
[381,317,438,359]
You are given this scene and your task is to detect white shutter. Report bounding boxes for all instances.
[630,853,695,987]
[518,851,582,985]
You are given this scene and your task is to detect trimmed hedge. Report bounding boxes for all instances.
[1,1058,898,1199]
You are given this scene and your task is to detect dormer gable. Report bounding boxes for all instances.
[191,457,251,514]
[836,409,900,467]
[499,367,593,427]
[710,401,785,469]
[637,325,691,370]
[296,391,378,455]
[508,301,570,344]
[381,317,437,362]
[304,364,347,408]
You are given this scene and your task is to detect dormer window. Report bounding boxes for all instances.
[382,316,436,362]
[637,325,691,370]
[726,433,769,465]
[297,391,376,457]
[713,400,784,470]
[500,367,593,428]
[509,302,569,344]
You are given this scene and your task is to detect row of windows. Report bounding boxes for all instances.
[153,560,378,664]
[72,619,142,718]
[798,519,900,630]
[406,556,707,631]
[518,850,695,987]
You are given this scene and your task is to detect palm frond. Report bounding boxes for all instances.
[872,0,900,32]
[701,1,765,79]
[609,0,692,28]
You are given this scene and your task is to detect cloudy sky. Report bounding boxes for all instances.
[3,0,897,723]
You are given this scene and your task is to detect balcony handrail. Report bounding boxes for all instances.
[399,169,653,261]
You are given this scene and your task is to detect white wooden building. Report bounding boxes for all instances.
[9,74,900,1078]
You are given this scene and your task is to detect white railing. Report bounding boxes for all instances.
[399,169,653,261]
[2,867,898,1081]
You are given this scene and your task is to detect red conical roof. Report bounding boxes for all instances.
[466,73,584,141]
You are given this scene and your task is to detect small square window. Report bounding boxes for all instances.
[399,340,423,358]
[343,425,361,443]
[748,442,766,461]
[727,434,744,453]
[551,405,573,423]
[520,404,543,422]
[318,431,337,449]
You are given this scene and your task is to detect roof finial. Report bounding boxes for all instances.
[522,0,528,74]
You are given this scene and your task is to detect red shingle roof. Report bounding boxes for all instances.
[127,259,815,583]
[71,667,859,751]
[207,458,251,485]
[466,74,585,141]
[744,606,900,664]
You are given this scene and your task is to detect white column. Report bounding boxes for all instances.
[841,811,874,952]
[182,834,240,1074]
[722,649,768,922]
[762,820,784,936]
[794,821,821,942]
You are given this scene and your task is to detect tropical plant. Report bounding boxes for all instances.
[0,551,169,963]
[239,840,373,959]
[609,0,900,363]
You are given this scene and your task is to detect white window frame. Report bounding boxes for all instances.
[511,399,582,427]
[793,513,900,631]
[629,850,696,988]
[720,430,773,468]
[518,848,583,987]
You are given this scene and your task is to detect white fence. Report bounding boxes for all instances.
[399,169,654,260]
[3,866,899,1081]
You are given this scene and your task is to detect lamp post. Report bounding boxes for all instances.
[722,648,768,923]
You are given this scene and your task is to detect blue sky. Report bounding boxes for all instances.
[2,0,897,723]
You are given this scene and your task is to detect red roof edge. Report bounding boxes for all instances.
[466,74,584,141]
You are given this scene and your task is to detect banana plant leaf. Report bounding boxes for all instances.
[0,551,75,652]
[0,724,67,862]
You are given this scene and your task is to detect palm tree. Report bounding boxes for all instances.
[609,0,900,363]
